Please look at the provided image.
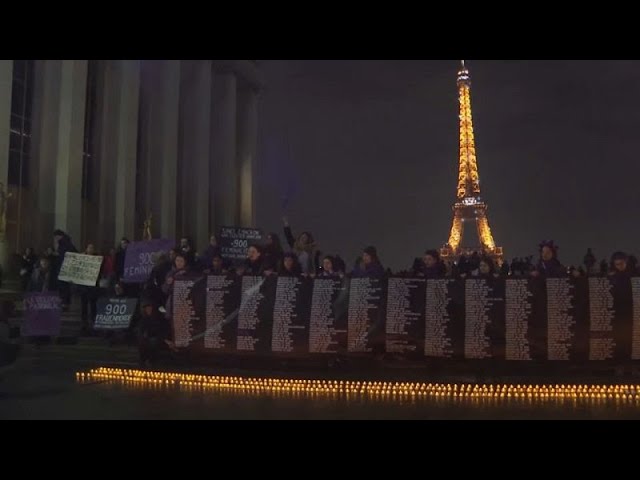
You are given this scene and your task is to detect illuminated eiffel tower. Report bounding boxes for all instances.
[440,61,503,264]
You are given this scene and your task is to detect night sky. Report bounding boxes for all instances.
[256,60,640,271]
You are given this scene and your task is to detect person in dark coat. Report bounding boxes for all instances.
[199,235,221,270]
[20,247,38,291]
[146,248,179,307]
[203,254,229,276]
[282,216,320,275]
[410,258,422,276]
[500,260,510,277]
[583,248,596,275]
[609,251,632,277]
[240,245,267,276]
[0,300,20,369]
[53,229,78,259]
[78,243,102,334]
[333,255,346,275]
[264,233,284,271]
[599,259,609,275]
[469,251,480,272]
[161,253,191,319]
[179,236,197,268]
[115,237,130,281]
[53,229,78,309]
[352,246,385,277]
[278,252,302,276]
[531,240,565,278]
[28,257,56,292]
[318,255,343,278]
[151,249,178,288]
[417,249,447,278]
[44,246,56,263]
[458,254,473,276]
[137,297,171,368]
[472,257,498,279]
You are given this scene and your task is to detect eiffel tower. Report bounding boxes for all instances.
[440,61,503,264]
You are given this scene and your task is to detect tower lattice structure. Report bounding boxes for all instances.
[440,61,503,264]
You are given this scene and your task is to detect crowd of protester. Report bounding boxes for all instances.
[16,217,640,366]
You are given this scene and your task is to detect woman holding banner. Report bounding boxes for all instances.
[161,253,191,320]
[79,244,102,334]
[53,229,77,310]
[531,241,565,278]
[278,252,302,276]
[240,245,268,276]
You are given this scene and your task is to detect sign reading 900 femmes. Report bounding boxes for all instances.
[122,239,175,283]
[219,226,263,265]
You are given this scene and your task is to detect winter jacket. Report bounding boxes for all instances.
[351,262,385,278]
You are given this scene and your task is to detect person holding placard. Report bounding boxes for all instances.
[161,252,191,320]
[239,244,267,276]
[115,238,130,281]
[79,244,101,334]
[53,229,78,309]
[531,241,565,278]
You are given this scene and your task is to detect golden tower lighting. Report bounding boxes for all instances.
[441,60,503,263]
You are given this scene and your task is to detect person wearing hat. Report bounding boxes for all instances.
[531,240,565,278]
[351,246,385,278]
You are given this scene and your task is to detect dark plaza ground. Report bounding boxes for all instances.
[3,306,640,420]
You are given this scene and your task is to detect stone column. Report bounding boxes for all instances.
[136,61,180,241]
[210,71,237,230]
[94,60,141,248]
[179,60,211,251]
[237,86,258,228]
[113,61,140,243]
[32,60,87,249]
[0,61,13,269]
[149,61,180,240]
[95,61,116,248]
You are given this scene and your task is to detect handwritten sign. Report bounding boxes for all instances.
[58,253,103,287]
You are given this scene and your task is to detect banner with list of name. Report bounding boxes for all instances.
[171,274,640,363]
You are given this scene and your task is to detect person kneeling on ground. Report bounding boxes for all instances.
[138,297,172,368]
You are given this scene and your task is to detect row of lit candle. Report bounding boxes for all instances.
[75,368,640,402]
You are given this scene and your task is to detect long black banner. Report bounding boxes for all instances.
[171,275,640,361]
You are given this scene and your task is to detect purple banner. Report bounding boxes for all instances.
[122,239,174,284]
[22,293,62,337]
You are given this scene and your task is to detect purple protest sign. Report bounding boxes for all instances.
[122,239,174,283]
[22,293,62,337]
